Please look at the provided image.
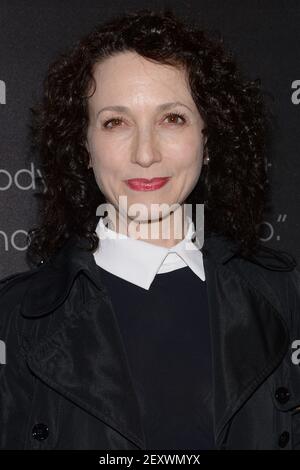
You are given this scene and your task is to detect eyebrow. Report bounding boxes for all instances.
[97,101,193,117]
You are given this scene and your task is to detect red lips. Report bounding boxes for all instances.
[125,177,171,191]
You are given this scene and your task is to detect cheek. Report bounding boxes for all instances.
[90,143,121,175]
[91,152,126,199]
[172,140,203,173]
[173,128,203,158]
[89,135,128,172]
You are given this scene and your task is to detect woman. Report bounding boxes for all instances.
[1,8,300,450]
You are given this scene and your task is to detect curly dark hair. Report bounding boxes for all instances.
[26,6,274,267]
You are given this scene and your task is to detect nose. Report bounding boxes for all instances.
[130,127,162,168]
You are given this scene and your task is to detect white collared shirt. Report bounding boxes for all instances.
[93,216,206,290]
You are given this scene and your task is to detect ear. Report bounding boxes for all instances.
[203,135,209,165]
[203,148,209,166]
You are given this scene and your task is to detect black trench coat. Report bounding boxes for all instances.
[1,232,300,450]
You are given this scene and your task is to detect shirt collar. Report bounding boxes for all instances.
[93,216,206,290]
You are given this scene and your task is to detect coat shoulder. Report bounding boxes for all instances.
[230,242,300,328]
[0,267,41,317]
[235,243,299,284]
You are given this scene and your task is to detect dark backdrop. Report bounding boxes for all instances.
[0,0,299,277]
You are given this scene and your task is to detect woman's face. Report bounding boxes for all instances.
[86,51,207,224]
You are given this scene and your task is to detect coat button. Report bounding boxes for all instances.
[32,423,49,441]
[275,387,291,404]
[278,431,290,448]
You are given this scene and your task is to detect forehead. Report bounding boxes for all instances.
[88,51,192,106]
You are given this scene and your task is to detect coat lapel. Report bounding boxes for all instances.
[21,236,147,449]
[202,236,291,448]
[20,232,292,450]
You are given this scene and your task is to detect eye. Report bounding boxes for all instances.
[102,116,124,129]
[164,112,187,125]
[102,112,187,129]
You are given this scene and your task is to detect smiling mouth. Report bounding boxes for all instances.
[124,177,171,191]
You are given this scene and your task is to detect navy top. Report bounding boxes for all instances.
[96,264,215,450]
